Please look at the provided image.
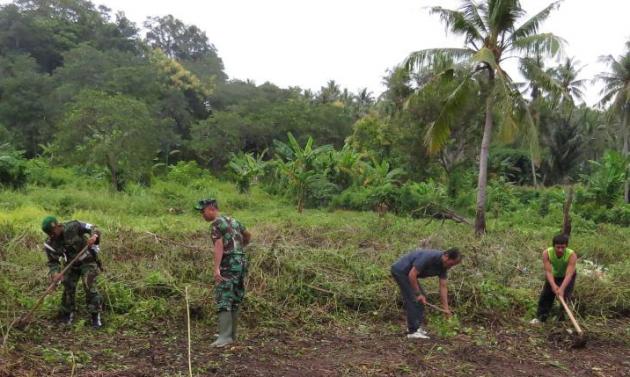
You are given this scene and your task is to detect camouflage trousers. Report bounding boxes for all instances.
[61,263,103,314]
[215,253,247,312]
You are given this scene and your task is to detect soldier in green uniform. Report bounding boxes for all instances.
[41,216,104,328]
[195,199,251,348]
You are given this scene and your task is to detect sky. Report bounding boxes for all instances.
[4,0,630,105]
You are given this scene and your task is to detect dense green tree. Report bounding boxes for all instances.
[0,53,52,156]
[54,90,163,190]
[143,14,226,82]
[0,0,138,73]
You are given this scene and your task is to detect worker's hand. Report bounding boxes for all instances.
[87,234,98,246]
[50,273,63,283]
[443,308,453,319]
[416,295,427,305]
[214,269,228,284]
[556,287,565,298]
[552,285,560,295]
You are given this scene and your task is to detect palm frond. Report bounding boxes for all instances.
[512,1,562,40]
[424,75,476,154]
[428,6,484,45]
[460,0,488,34]
[510,33,565,57]
[487,0,524,34]
[519,57,564,95]
[404,48,474,72]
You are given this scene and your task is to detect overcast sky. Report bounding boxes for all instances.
[5,0,630,105]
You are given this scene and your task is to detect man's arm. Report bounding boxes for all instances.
[439,277,451,317]
[80,222,100,246]
[542,250,559,294]
[408,266,427,304]
[213,238,227,284]
[44,243,62,282]
[558,253,577,297]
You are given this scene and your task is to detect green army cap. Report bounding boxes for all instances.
[194,198,218,211]
[41,216,59,234]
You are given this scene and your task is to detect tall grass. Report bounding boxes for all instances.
[1,171,628,344]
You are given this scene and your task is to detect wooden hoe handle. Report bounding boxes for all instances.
[558,295,583,335]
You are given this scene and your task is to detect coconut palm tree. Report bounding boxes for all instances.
[596,41,630,202]
[404,0,564,235]
[550,58,586,117]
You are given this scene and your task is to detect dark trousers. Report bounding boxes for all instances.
[391,268,424,333]
[536,274,576,321]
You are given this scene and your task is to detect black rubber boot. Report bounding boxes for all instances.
[60,312,74,325]
[91,313,102,329]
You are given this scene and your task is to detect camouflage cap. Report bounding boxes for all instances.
[194,198,218,211]
[41,216,59,234]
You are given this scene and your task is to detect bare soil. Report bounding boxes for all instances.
[1,317,628,377]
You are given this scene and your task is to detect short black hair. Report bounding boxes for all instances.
[552,234,569,246]
[195,198,219,211]
[444,248,462,260]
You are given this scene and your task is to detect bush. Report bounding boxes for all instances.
[580,150,628,208]
[0,144,27,189]
[394,180,448,217]
[331,186,373,211]
[164,161,210,185]
[25,158,76,188]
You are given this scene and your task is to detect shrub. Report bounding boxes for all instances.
[0,144,27,189]
[164,161,209,185]
[25,158,76,188]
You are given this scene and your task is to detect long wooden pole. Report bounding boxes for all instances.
[558,295,583,335]
[185,285,193,377]
[14,244,90,329]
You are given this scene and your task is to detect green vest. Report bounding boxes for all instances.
[547,247,574,277]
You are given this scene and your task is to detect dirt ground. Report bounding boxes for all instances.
[1,318,629,377]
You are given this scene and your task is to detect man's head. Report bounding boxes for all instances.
[41,216,63,237]
[442,248,462,269]
[552,234,569,256]
[195,198,219,221]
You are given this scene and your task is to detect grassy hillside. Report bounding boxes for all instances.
[0,170,629,375]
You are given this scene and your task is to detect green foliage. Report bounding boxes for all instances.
[54,90,163,190]
[489,147,534,185]
[580,150,629,207]
[227,151,267,193]
[24,158,76,188]
[272,133,336,212]
[0,143,27,189]
[164,160,209,185]
[347,115,395,160]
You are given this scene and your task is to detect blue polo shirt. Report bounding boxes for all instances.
[391,249,447,279]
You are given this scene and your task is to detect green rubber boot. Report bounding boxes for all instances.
[231,309,239,340]
[211,311,233,348]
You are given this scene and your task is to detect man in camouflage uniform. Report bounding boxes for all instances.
[195,199,251,347]
[41,216,104,328]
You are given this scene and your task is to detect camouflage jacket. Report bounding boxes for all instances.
[211,215,247,257]
[44,220,100,274]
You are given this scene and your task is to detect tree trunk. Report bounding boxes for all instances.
[475,90,494,236]
[623,109,629,204]
[562,185,573,237]
[108,154,119,191]
[531,158,538,187]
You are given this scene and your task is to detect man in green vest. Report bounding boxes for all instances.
[531,234,577,324]
[195,198,252,348]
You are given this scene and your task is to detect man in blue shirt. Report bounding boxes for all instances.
[391,248,462,339]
